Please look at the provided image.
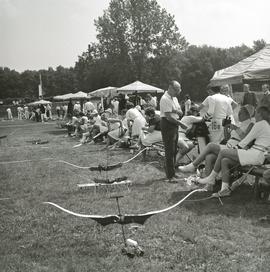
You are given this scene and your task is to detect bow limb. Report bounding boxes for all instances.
[126,188,206,218]
[58,147,148,171]
[43,202,120,226]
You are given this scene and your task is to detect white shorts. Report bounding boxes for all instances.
[237,148,265,166]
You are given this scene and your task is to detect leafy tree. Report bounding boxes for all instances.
[76,0,188,91]
[252,39,267,53]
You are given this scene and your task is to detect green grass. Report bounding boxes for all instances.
[0,119,269,272]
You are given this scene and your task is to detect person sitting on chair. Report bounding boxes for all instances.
[178,105,255,190]
[107,110,128,145]
[130,107,162,149]
[126,102,146,139]
[194,106,270,197]
[176,106,205,165]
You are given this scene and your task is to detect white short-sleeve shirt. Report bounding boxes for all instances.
[126,108,142,120]
[202,93,233,119]
[160,91,181,119]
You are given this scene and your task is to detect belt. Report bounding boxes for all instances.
[230,137,240,142]
[251,145,266,152]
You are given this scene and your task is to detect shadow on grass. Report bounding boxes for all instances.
[169,185,270,222]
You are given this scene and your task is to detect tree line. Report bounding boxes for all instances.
[0,0,266,103]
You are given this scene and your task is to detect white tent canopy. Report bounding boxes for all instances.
[54,91,88,100]
[210,44,270,86]
[88,86,117,98]
[53,93,72,100]
[28,99,52,106]
[117,80,164,94]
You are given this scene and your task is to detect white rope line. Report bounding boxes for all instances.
[0,158,53,165]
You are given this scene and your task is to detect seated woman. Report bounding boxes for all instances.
[80,110,101,143]
[197,106,270,197]
[178,105,255,187]
[138,107,162,147]
[72,112,89,137]
[107,110,128,145]
[176,106,204,164]
[126,102,146,139]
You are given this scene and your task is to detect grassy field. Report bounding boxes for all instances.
[0,119,269,272]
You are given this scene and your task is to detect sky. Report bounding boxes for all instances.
[1,0,270,72]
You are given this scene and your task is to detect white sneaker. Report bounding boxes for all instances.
[178,163,196,173]
[197,176,215,185]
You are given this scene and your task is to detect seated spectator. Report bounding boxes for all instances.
[91,112,110,142]
[29,108,36,121]
[80,110,100,143]
[176,106,204,164]
[80,110,108,143]
[83,99,96,115]
[126,102,146,138]
[178,105,255,188]
[131,107,162,148]
[196,106,270,197]
[66,113,79,136]
[107,110,128,145]
[144,94,157,109]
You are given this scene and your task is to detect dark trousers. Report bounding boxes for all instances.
[161,117,178,179]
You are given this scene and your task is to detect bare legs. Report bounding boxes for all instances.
[176,139,194,164]
[204,154,217,176]
[213,149,240,174]
[198,148,240,185]
[178,142,221,173]
[193,142,221,168]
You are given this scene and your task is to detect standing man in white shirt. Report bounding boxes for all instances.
[73,101,81,113]
[199,86,233,144]
[6,108,13,120]
[160,80,187,182]
[111,98,119,115]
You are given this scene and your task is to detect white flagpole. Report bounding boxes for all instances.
[38,73,43,98]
